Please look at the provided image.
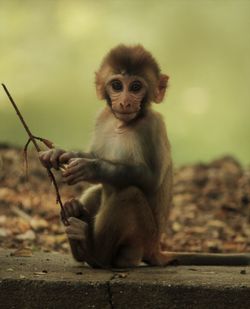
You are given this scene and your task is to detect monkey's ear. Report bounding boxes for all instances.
[95,72,105,100]
[154,74,169,103]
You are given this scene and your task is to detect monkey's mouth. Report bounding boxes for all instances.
[116,111,137,115]
[113,110,138,122]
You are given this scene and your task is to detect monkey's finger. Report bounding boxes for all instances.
[63,163,84,177]
[68,158,81,166]
[66,221,85,232]
[65,225,86,239]
[67,217,88,232]
[50,149,65,170]
[62,159,82,173]
[63,201,70,218]
[65,175,86,186]
[68,158,87,167]
[64,202,90,222]
[79,207,91,223]
[63,201,76,218]
[63,169,85,184]
[67,233,86,241]
[66,228,87,241]
[38,151,47,160]
[59,152,77,164]
[65,225,81,234]
[39,151,52,168]
[38,153,48,168]
[68,217,87,227]
[71,199,82,218]
[68,174,90,185]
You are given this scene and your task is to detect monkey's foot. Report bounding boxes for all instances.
[63,199,91,223]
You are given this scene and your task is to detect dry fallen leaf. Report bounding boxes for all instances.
[30,217,48,230]
[0,228,8,237]
[16,230,36,241]
[10,247,33,257]
[0,215,7,224]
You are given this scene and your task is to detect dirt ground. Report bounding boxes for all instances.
[0,143,250,255]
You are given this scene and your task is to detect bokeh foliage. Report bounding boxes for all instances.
[0,0,249,166]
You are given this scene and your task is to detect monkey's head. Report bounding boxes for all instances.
[95,44,169,122]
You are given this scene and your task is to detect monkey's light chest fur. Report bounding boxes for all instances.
[91,108,145,165]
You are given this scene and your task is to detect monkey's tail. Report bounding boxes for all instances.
[154,251,250,266]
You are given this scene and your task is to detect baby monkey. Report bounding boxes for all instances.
[40,45,250,267]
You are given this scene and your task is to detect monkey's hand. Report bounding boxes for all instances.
[63,198,91,222]
[62,158,98,185]
[39,149,80,170]
[65,217,88,241]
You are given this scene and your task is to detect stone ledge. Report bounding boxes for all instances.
[1,249,250,309]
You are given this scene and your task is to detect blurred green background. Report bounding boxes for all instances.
[0,0,249,166]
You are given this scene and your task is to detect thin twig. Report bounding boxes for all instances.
[33,136,54,149]
[24,137,32,179]
[1,83,68,225]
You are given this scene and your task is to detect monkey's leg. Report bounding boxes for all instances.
[79,184,102,217]
[92,186,157,268]
[64,184,102,222]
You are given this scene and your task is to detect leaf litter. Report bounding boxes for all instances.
[0,144,250,255]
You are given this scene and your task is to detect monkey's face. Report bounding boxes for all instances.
[105,74,147,122]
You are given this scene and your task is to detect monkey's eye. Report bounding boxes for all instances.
[129,81,142,92]
[111,80,123,92]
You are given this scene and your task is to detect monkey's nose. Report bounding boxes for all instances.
[120,102,131,110]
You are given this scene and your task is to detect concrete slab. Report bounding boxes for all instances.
[1,249,250,309]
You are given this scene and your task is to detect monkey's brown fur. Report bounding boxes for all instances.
[39,45,250,267]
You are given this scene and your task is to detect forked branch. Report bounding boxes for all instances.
[1,83,69,225]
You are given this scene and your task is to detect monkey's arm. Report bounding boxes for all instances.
[96,159,155,191]
[39,148,154,191]
[63,157,156,192]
